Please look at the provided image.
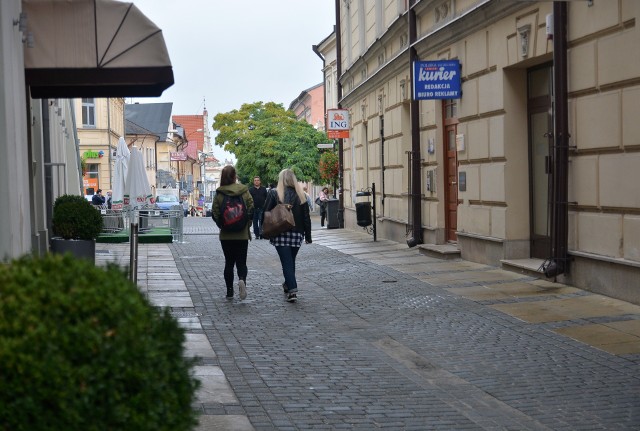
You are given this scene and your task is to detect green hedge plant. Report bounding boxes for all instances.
[0,254,200,430]
[52,194,103,240]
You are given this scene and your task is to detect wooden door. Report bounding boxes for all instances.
[444,126,458,242]
[443,99,459,242]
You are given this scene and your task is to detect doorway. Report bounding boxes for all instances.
[528,64,553,258]
[443,99,458,242]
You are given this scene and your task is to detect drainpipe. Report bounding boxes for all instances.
[407,0,422,247]
[335,0,344,227]
[379,111,385,212]
[544,1,569,277]
[107,97,112,189]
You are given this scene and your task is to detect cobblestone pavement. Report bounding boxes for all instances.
[101,216,640,430]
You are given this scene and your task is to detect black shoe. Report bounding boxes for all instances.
[287,293,297,303]
[226,287,233,299]
[282,282,288,294]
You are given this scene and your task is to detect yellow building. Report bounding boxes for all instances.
[336,1,640,303]
[75,98,125,198]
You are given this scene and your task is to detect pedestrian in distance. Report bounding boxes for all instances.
[181,199,189,217]
[303,186,313,212]
[106,191,112,209]
[92,189,106,206]
[212,165,254,300]
[262,168,312,303]
[318,187,330,227]
[248,175,268,239]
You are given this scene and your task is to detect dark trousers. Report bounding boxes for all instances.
[275,245,300,293]
[320,208,327,227]
[252,208,264,238]
[220,240,248,289]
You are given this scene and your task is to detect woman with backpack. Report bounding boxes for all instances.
[212,165,254,300]
[262,169,312,303]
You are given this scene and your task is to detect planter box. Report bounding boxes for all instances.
[50,238,95,264]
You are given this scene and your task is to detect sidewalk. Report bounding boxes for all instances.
[96,216,640,430]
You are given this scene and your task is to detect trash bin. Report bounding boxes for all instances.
[138,210,149,232]
[355,201,372,227]
[326,198,340,229]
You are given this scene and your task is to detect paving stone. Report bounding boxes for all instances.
[97,216,640,430]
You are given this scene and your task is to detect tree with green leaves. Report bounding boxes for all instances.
[212,102,332,185]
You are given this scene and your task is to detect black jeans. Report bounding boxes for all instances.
[252,208,264,238]
[220,240,248,289]
[320,208,327,227]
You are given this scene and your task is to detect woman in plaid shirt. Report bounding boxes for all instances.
[262,169,312,303]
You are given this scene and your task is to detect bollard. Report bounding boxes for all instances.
[129,222,139,284]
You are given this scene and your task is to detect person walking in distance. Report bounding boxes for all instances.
[318,187,330,228]
[212,165,254,300]
[249,176,268,239]
[262,169,312,303]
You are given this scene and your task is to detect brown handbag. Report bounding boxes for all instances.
[262,203,295,238]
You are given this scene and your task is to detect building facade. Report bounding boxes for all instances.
[75,98,125,199]
[125,102,174,196]
[289,83,326,130]
[172,112,211,207]
[337,0,640,304]
[0,0,172,260]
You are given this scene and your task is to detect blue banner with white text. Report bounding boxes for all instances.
[413,60,461,100]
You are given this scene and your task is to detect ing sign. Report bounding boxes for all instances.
[326,109,350,139]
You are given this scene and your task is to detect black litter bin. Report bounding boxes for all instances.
[138,210,149,232]
[326,198,340,229]
[355,201,372,227]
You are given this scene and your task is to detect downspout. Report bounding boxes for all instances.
[379,112,385,212]
[335,0,344,227]
[407,0,422,247]
[544,2,569,277]
[70,101,82,190]
[107,97,112,189]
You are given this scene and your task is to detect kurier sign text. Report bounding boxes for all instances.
[326,109,350,139]
[413,60,461,100]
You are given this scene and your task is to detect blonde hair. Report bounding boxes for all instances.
[276,169,306,204]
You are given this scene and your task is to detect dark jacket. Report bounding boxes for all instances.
[92,194,105,205]
[212,183,254,240]
[249,186,268,209]
[263,188,312,243]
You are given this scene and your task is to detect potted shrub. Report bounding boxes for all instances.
[0,253,200,430]
[50,194,104,262]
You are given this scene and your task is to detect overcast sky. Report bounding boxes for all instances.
[130,0,335,161]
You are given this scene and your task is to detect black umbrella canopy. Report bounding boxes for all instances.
[22,0,174,98]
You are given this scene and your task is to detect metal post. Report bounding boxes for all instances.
[129,221,139,284]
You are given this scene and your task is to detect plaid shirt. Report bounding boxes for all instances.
[269,230,303,248]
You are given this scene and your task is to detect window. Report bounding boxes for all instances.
[444,99,457,119]
[82,98,95,127]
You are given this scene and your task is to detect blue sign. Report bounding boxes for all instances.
[413,60,461,100]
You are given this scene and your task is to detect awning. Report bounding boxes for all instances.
[22,0,174,98]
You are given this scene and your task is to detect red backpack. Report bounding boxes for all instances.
[218,194,248,232]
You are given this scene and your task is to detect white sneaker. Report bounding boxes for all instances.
[238,280,247,300]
